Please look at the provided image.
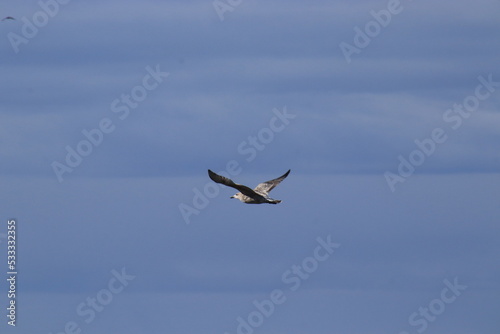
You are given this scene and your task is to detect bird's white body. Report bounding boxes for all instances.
[230,192,281,204]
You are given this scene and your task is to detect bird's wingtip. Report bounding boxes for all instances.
[208,169,218,181]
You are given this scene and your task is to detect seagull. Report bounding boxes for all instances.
[1,17,15,21]
[208,169,290,204]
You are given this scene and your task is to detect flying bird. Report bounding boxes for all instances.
[2,17,15,21]
[208,169,291,204]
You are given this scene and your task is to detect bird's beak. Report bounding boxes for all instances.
[230,196,235,199]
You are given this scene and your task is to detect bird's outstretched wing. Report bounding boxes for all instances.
[208,170,260,198]
[254,169,290,195]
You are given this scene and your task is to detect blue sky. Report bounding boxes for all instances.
[1,0,499,333]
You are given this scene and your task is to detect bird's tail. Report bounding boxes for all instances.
[269,199,281,204]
